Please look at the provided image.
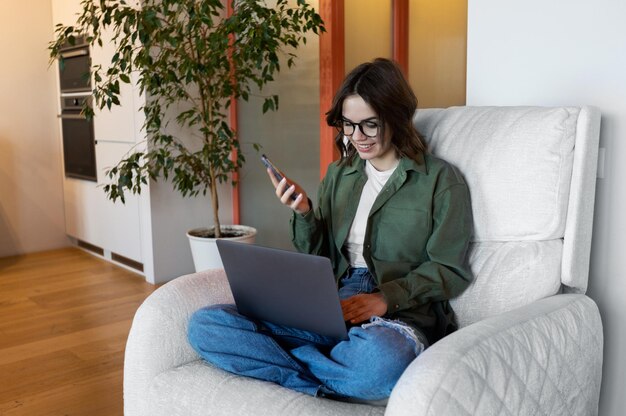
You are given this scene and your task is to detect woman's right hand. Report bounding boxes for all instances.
[266,168,311,215]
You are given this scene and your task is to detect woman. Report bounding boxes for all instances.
[188,58,473,401]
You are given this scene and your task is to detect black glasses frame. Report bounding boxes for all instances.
[334,117,380,138]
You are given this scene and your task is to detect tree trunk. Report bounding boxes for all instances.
[209,167,221,238]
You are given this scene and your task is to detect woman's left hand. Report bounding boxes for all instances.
[341,293,388,324]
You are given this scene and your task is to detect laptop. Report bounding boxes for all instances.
[216,240,348,340]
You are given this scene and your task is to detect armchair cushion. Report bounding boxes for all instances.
[414,106,597,325]
[148,361,384,416]
[415,106,578,242]
[451,240,562,327]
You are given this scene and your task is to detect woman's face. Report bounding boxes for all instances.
[341,94,398,171]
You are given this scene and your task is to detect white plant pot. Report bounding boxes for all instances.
[187,225,257,272]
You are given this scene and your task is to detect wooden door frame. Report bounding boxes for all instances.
[318,0,408,178]
[318,0,344,179]
[393,0,409,75]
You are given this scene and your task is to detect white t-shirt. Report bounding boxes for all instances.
[344,160,398,267]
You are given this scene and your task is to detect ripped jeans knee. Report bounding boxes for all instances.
[361,316,429,356]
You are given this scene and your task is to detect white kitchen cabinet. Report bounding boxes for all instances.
[95,141,143,261]
[91,26,139,144]
[63,141,143,263]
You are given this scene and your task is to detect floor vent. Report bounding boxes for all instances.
[111,253,144,272]
[77,240,104,256]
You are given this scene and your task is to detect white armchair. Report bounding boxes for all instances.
[124,106,603,416]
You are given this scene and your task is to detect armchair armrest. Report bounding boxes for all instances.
[386,294,603,416]
[124,270,233,416]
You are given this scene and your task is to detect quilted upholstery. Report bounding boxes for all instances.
[387,294,603,416]
[124,106,603,416]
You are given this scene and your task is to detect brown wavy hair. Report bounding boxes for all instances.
[326,58,427,166]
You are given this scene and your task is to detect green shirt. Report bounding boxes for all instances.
[290,153,473,343]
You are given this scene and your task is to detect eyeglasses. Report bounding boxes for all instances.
[335,118,380,138]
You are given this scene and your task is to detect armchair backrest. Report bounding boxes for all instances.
[414,106,601,327]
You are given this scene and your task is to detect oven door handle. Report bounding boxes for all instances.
[58,114,87,120]
[60,49,89,59]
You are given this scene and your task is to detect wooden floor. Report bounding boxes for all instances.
[0,248,158,416]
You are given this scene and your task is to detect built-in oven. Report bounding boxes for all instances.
[60,95,97,181]
[57,36,97,181]
[58,37,91,93]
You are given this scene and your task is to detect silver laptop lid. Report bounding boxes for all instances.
[216,240,348,340]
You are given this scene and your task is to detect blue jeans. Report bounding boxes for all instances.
[187,268,425,400]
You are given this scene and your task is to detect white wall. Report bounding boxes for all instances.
[467,1,626,415]
[0,0,69,258]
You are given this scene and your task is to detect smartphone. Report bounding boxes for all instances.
[261,154,299,201]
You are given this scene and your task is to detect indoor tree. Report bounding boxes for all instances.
[49,0,324,237]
